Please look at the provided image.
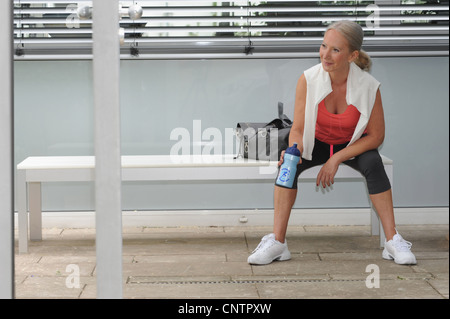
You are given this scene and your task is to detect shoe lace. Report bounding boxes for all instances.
[393,236,413,252]
[252,234,275,254]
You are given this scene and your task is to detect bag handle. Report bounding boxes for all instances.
[278,101,292,126]
[278,102,284,118]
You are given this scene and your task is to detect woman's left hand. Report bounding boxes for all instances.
[316,158,340,188]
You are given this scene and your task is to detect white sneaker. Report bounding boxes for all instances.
[382,233,417,265]
[247,233,291,265]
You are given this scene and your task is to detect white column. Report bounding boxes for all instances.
[0,0,15,299]
[92,0,123,299]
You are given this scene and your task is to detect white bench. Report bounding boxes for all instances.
[16,154,392,253]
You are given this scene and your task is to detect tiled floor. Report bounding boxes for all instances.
[14,224,449,299]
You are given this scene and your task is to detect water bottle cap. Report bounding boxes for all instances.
[285,143,301,157]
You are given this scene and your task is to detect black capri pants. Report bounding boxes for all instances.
[282,138,391,195]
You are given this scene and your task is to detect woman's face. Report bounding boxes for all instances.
[320,29,357,74]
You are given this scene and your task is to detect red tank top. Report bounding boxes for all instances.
[315,99,361,145]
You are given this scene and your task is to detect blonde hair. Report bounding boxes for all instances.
[326,20,372,72]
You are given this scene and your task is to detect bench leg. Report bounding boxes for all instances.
[370,206,379,236]
[17,170,28,253]
[29,182,42,242]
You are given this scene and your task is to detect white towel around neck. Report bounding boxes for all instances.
[301,62,381,160]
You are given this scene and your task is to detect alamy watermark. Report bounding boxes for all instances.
[170,120,236,161]
[65,4,81,29]
[365,4,381,30]
[169,120,279,175]
[65,264,81,289]
[365,263,380,289]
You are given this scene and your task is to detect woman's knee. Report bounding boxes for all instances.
[357,150,391,194]
[357,150,384,174]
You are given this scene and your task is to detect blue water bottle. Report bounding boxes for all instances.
[276,143,301,189]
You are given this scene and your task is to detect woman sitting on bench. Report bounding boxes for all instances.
[248,20,416,266]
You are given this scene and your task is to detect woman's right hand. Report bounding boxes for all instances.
[278,150,302,167]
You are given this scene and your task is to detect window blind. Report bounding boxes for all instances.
[13,0,449,60]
